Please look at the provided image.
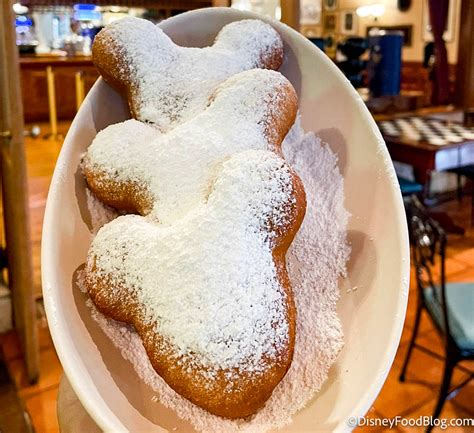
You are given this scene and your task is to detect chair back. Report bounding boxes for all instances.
[408,196,453,343]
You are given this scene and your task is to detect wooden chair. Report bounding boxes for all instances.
[399,196,474,432]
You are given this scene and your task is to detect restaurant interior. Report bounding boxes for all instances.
[0,0,473,432]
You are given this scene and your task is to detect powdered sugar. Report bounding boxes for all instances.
[85,185,120,234]
[80,117,349,432]
[86,150,297,375]
[95,17,283,130]
[83,69,292,223]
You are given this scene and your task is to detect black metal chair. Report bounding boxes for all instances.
[450,165,474,224]
[400,196,474,432]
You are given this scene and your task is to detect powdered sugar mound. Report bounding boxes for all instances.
[82,117,349,432]
[85,188,120,234]
[95,17,283,130]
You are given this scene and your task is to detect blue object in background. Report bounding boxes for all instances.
[336,37,368,88]
[308,37,326,52]
[15,16,33,27]
[73,4,101,22]
[367,30,403,97]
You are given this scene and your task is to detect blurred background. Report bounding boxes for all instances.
[0,0,472,432]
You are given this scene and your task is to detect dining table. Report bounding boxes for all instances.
[377,115,474,197]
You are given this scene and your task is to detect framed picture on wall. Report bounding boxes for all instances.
[422,0,458,42]
[340,10,357,35]
[300,0,322,25]
[323,13,337,32]
[324,0,337,11]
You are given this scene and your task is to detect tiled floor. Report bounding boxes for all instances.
[0,122,473,432]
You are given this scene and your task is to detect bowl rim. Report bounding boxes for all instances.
[42,7,410,432]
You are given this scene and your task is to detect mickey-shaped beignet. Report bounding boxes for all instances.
[82,69,297,223]
[92,17,284,130]
[85,150,306,418]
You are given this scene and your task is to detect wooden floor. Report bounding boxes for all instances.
[25,123,65,299]
[0,121,473,432]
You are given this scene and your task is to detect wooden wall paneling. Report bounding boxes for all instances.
[21,62,99,122]
[401,61,457,106]
[455,0,474,113]
[211,0,230,6]
[0,0,39,382]
[54,66,84,120]
[83,68,99,95]
[21,67,48,122]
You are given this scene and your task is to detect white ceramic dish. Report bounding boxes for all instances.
[42,7,410,432]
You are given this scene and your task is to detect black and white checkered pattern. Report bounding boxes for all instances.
[378,116,474,146]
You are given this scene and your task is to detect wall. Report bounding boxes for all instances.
[302,0,461,64]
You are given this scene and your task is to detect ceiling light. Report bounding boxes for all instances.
[356,4,385,19]
[356,5,371,18]
[13,2,28,14]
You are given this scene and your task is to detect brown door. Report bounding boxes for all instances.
[0,0,39,383]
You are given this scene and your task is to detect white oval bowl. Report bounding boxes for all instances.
[42,7,409,432]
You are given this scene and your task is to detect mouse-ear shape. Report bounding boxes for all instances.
[82,119,159,215]
[208,150,305,249]
[207,69,298,150]
[213,19,283,70]
[92,17,176,120]
[92,17,285,130]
